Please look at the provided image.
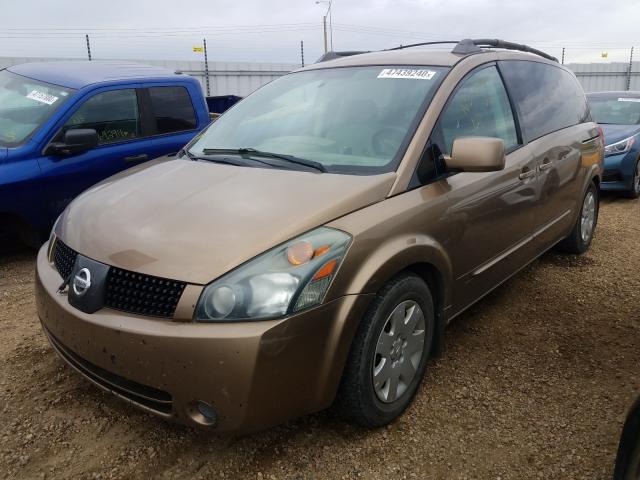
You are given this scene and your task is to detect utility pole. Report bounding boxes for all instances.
[85,34,92,61]
[203,38,210,97]
[322,16,328,54]
[561,47,565,65]
[300,40,305,67]
[316,1,332,53]
[627,46,634,91]
[328,3,333,51]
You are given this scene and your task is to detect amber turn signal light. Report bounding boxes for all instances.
[312,259,337,281]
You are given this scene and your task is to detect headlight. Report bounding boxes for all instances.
[194,227,351,322]
[604,136,635,157]
[47,215,61,262]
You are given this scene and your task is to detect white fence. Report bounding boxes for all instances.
[566,62,640,93]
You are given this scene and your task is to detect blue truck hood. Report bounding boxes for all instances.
[601,124,640,145]
[0,148,7,163]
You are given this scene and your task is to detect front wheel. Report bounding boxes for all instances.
[335,273,434,428]
[557,182,599,254]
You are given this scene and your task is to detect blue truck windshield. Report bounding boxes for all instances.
[0,70,75,147]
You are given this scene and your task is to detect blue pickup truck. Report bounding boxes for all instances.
[0,61,212,246]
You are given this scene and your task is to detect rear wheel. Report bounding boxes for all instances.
[557,182,599,254]
[335,273,434,428]
[623,159,640,199]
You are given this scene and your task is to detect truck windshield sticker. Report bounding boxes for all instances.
[377,68,437,80]
[618,97,640,103]
[26,90,59,106]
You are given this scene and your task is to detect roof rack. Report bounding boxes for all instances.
[452,39,558,62]
[315,38,557,64]
[386,41,461,51]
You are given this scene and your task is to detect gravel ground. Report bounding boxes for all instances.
[0,194,638,480]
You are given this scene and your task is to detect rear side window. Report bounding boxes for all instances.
[499,60,589,142]
[148,86,197,134]
[64,89,140,144]
[438,65,518,154]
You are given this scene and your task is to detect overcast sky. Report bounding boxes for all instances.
[1,0,638,65]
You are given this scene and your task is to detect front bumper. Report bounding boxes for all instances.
[601,151,637,191]
[35,245,372,432]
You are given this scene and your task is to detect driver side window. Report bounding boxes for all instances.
[439,66,518,154]
[62,89,141,145]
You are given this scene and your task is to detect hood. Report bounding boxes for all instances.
[600,124,640,145]
[58,158,396,284]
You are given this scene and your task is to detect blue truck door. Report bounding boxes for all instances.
[138,83,206,160]
[37,84,154,218]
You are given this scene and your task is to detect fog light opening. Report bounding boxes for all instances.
[187,400,217,426]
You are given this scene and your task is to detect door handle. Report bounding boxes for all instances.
[123,154,149,163]
[539,159,553,171]
[519,168,535,181]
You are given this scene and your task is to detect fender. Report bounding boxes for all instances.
[332,234,452,307]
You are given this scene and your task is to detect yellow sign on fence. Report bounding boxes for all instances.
[193,46,204,53]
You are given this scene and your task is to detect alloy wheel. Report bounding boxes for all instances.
[580,190,596,243]
[373,300,426,403]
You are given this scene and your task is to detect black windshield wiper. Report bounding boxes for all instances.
[202,148,326,173]
[183,149,248,167]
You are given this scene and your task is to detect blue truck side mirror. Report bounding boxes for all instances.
[47,129,99,157]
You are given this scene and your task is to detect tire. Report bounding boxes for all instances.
[613,399,640,480]
[335,273,435,428]
[557,182,599,254]
[622,159,640,199]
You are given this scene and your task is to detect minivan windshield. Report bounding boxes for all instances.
[588,94,640,125]
[0,69,75,147]
[189,65,449,174]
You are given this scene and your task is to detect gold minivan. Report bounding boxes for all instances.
[36,40,604,432]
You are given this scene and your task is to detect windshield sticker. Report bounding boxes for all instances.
[26,90,59,105]
[377,68,437,80]
[618,97,640,103]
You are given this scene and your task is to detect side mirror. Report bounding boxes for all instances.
[445,137,506,172]
[47,128,99,156]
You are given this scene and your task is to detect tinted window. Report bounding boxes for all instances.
[148,86,197,134]
[500,60,589,141]
[438,66,518,154]
[64,89,140,144]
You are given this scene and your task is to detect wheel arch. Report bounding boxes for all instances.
[405,262,447,357]
[320,257,450,418]
[324,238,453,396]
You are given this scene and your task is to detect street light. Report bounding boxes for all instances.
[315,0,333,53]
